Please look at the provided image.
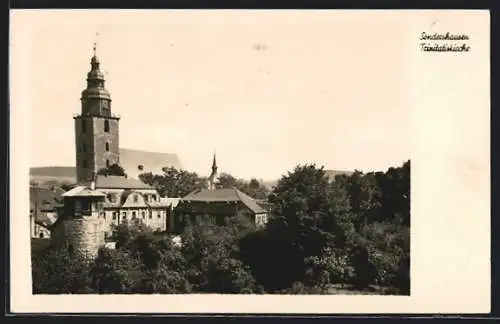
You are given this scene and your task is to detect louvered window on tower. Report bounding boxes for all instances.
[104,120,110,132]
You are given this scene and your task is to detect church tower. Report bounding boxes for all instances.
[74,45,120,183]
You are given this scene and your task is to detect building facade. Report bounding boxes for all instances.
[74,48,120,183]
[83,175,174,237]
[174,188,269,233]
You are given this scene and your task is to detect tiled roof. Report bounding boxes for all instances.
[119,148,183,179]
[63,186,106,197]
[181,188,266,214]
[160,197,181,208]
[35,212,57,228]
[82,175,153,189]
[30,186,64,212]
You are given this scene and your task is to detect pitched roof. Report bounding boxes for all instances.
[181,188,266,214]
[119,148,183,179]
[62,186,106,197]
[35,212,57,228]
[30,186,65,211]
[86,175,153,189]
[160,197,181,208]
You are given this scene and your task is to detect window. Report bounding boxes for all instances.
[112,212,117,220]
[133,195,138,203]
[141,211,146,219]
[149,212,153,219]
[104,120,110,132]
[132,211,137,219]
[105,142,110,151]
[106,159,110,167]
[81,119,86,133]
[122,211,127,220]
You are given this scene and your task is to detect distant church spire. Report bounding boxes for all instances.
[208,152,218,190]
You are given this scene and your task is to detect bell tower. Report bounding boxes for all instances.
[74,44,120,183]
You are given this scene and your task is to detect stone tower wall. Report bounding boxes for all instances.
[61,218,106,258]
[75,116,120,183]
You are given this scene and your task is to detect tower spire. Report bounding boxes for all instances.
[208,151,218,190]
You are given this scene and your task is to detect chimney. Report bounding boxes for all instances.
[90,172,96,190]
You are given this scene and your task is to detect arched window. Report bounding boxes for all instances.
[104,120,110,133]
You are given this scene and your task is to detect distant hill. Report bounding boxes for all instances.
[30,166,77,183]
[30,148,183,184]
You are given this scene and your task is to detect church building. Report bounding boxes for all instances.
[173,154,269,232]
[74,45,120,183]
[68,46,177,235]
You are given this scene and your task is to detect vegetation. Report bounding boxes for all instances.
[138,167,270,200]
[97,163,127,177]
[32,160,410,295]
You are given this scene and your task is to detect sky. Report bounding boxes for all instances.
[12,10,410,180]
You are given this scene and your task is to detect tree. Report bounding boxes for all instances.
[97,163,127,177]
[243,164,354,291]
[180,221,257,293]
[90,247,145,294]
[139,167,207,197]
[216,173,242,189]
[32,242,94,294]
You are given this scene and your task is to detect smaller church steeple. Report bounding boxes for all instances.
[208,152,218,190]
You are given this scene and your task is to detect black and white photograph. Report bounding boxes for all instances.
[10,9,489,314]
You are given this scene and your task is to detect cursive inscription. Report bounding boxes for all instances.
[420,32,470,41]
[419,32,470,53]
[420,43,470,52]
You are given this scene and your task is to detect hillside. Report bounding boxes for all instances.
[30,166,77,183]
[30,148,183,183]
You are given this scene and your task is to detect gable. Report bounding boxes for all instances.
[121,191,148,208]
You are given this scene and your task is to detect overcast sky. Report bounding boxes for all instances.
[12,10,410,180]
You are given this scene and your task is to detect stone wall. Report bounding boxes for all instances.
[61,217,106,258]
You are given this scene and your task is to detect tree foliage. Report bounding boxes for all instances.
[32,160,410,295]
[97,163,127,177]
[139,167,207,197]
